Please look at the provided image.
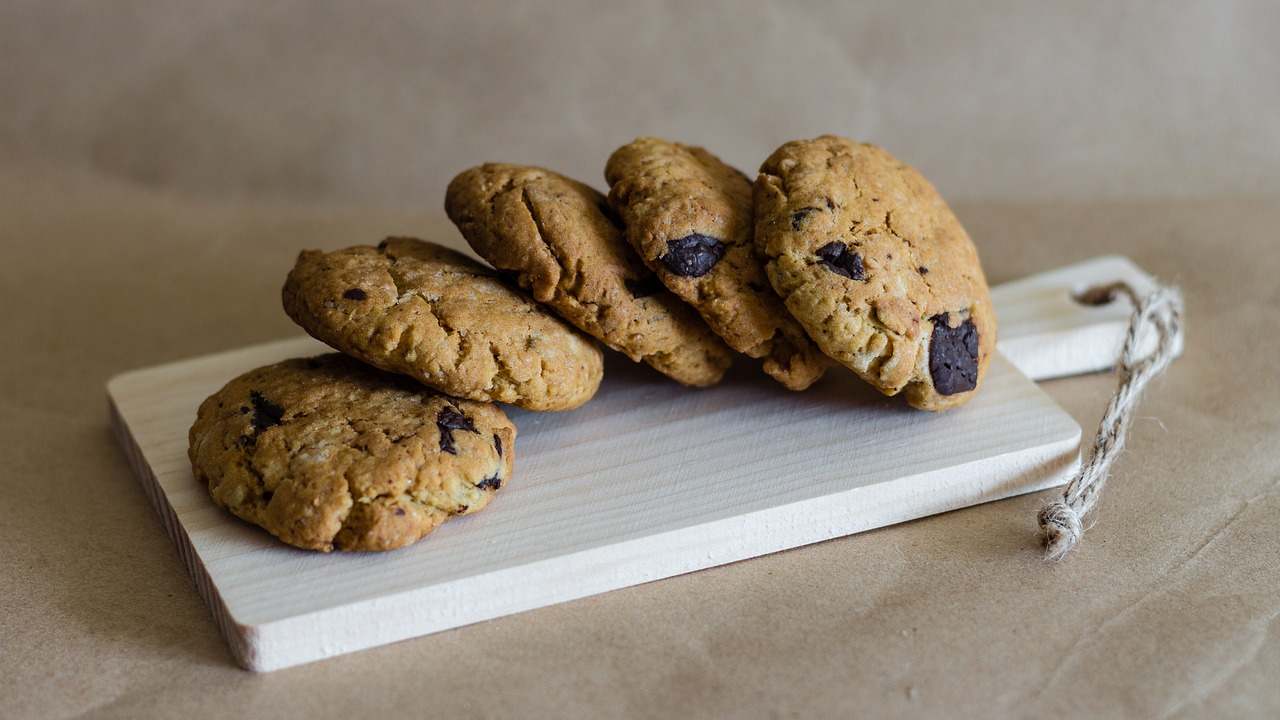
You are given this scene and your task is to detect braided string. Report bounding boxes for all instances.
[1037,281,1185,560]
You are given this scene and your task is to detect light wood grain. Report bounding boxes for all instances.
[109,350,1078,671]
[994,255,1183,380]
[107,257,1163,672]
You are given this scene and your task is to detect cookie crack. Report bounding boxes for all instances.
[513,187,618,332]
[382,265,464,360]
[388,260,410,299]
[824,144,861,201]
[332,421,504,540]
[240,455,270,502]
[381,267,557,403]
[520,186,586,298]
[884,210,935,313]
[484,175,521,220]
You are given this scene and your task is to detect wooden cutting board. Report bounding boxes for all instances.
[108,255,1155,671]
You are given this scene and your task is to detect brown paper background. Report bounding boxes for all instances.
[2,2,1278,717]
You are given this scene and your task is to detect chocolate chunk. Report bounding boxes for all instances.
[394,507,405,516]
[658,234,725,277]
[791,207,819,230]
[928,314,980,395]
[249,391,285,434]
[493,433,503,457]
[624,275,664,298]
[476,474,502,491]
[436,406,478,455]
[342,288,367,301]
[918,266,929,275]
[815,242,865,280]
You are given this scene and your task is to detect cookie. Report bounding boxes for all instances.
[188,354,515,552]
[754,136,996,411]
[283,237,603,411]
[605,137,828,391]
[445,163,733,387]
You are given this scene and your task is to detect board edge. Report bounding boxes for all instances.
[108,393,265,671]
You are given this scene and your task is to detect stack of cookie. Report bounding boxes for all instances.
[188,134,995,553]
[189,240,602,553]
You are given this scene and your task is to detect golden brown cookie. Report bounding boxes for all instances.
[282,237,603,411]
[188,354,515,552]
[605,137,828,390]
[445,163,733,387]
[754,136,996,411]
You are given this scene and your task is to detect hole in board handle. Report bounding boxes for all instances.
[1071,284,1119,307]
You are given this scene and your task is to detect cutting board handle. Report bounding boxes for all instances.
[990,255,1184,382]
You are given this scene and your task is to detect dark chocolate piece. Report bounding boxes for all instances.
[928,313,979,395]
[658,234,725,277]
[436,406,478,455]
[815,242,865,280]
[476,474,502,491]
[791,207,819,230]
[342,288,367,300]
[249,391,285,434]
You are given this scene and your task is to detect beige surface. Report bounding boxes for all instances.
[2,2,1279,717]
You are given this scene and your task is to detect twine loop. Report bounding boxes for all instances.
[1036,280,1184,560]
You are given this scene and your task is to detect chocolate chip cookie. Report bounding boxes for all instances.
[754,136,996,410]
[445,163,733,387]
[188,354,515,552]
[283,237,603,411]
[604,138,828,391]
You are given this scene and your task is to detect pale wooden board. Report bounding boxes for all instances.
[993,255,1183,380]
[107,257,1155,672]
